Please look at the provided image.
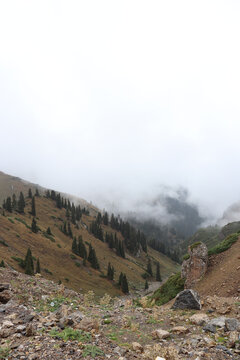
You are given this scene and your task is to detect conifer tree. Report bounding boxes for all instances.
[78,236,87,258]
[56,193,62,209]
[24,248,34,275]
[121,274,129,294]
[0,260,5,268]
[5,197,12,212]
[72,236,78,254]
[18,192,25,213]
[35,188,40,197]
[67,222,73,238]
[107,262,114,280]
[156,261,162,282]
[145,279,149,290]
[31,218,38,233]
[88,243,94,263]
[147,259,153,276]
[36,258,41,273]
[28,188,32,198]
[91,249,100,269]
[12,194,17,210]
[47,227,52,235]
[118,272,123,286]
[31,196,36,216]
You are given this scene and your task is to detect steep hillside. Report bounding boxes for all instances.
[195,236,240,297]
[0,183,179,296]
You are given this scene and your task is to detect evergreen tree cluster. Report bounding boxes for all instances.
[146,259,162,281]
[148,238,179,262]
[2,191,25,214]
[61,221,73,238]
[72,235,87,259]
[91,212,147,255]
[109,213,147,254]
[105,232,125,258]
[89,219,104,241]
[46,190,88,223]
[2,188,40,215]
[107,262,114,280]
[118,272,129,294]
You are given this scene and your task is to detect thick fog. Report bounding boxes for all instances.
[1,1,240,223]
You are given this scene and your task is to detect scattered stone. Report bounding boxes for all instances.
[152,329,170,339]
[225,318,240,331]
[132,342,143,353]
[0,290,11,304]
[171,326,189,334]
[190,313,209,325]
[228,331,239,348]
[172,289,201,310]
[77,317,99,332]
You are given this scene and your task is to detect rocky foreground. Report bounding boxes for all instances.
[0,267,239,360]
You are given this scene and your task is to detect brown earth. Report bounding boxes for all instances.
[195,237,240,297]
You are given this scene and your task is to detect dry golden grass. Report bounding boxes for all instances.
[0,181,179,296]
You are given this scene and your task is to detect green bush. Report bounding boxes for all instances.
[50,327,91,342]
[0,346,10,359]
[182,253,190,261]
[190,242,201,251]
[208,233,239,256]
[43,233,55,242]
[0,240,8,247]
[11,256,25,268]
[151,272,185,306]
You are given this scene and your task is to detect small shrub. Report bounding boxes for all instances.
[43,233,55,242]
[50,327,91,342]
[100,293,112,306]
[0,346,10,359]
[11,256,25,268]
[82,345,104,358]
[8,217,14,224]
[182,253,190,261]
[141,272,150,279]
[0,240,8,247]
[75,262,81,267]
[44,268,53,275]
[70,254,77,260]
[84,290,95,305]
[57,243,61,248]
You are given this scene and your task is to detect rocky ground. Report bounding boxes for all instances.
[0,267,239,360]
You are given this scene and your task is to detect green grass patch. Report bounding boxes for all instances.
[0,346,10,359]
[208,232,239,256]
[82,345,104,358]
[182,253,190,261]
[190,242,201,251]
[50,327,91,342]
[151,272,185,306]
[8,217,14,224]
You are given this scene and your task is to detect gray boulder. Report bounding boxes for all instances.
[172,289,201,310]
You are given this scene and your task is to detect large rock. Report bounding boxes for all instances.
[190,313,209,325]
[182,242,208,288]
[152,328,170,339]
[172,289,201,310]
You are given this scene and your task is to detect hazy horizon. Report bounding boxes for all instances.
[1,1,240,222]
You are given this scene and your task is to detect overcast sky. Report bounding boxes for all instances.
[1,0,240,219]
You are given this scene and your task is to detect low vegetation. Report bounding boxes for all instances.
[208,232,239,256]
[151,272,185,306]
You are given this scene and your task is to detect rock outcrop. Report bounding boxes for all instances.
[181,242,208,288]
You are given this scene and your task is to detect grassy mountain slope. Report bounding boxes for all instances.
[0,174,179,296]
